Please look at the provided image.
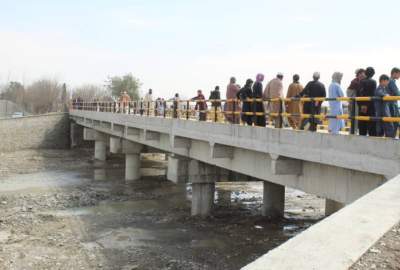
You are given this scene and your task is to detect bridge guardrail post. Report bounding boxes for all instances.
[214,100,218,122]
[278,98,283,128]
[186,101,190,120]
[350,98,356,135]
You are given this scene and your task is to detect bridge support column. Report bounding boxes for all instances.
[167,154,189,184]
[70,122,84,148]
[94,132,108,161]
[325,199,345,216]
[189,160,217,217]
[123,140,143,181]
[262,181,285,218]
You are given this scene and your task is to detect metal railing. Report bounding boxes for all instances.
[70,96,400,135]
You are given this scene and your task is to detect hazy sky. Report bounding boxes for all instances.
[0,0,399,98]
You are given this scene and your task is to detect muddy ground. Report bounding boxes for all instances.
[0,149,325,270]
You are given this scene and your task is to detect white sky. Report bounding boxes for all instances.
[0,0,399,98]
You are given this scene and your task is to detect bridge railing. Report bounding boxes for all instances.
[70,96,400,135]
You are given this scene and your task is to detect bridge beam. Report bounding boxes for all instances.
[262,181,285,218]
[270,154,302,175]
[83,127,96,141]
[189,160,217,217]
[110,136,122,154]
[167,154,189,184]
[122,140,143,181]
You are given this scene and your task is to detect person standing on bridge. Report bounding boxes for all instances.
[374,74,395,137]
[388,67,400,136]
[192,90,207,121]
[299,72,326,132]
[286,74,304,129]
[144,89,153,115]
[119,91,131,113]
[237,79,254,126]
[347,69,366,132]
[358,67,377,136]
[328,72,345,135]
[264,73,284,128]
[252,74,266,127]
[225,77,241,124]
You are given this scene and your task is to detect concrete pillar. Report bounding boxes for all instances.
[218,190,231,206]
[94,140,106,161]
[93,131,108,161]
[122,140,143,181]
[262,181,285,218]
[126,153,141,181]
[70,122,84,148]
[325,199,345,216]
[192,183,215,216]
[189,160,217,217]
[167,154,189,184]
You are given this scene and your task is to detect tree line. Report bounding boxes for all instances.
[0,73,141,115]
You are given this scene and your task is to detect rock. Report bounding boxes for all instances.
[369,248,381,254]
[1,201,7,205]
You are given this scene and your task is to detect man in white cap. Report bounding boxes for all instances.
[299,72,326,131]
[263,73,284,127]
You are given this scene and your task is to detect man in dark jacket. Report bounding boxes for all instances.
[237,79,254,126]
[358,67,377,136]
[299,72,326,132]
[192,90,207,121]
[209,86,221,109]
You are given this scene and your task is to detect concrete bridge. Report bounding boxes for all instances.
[69,109,400,218]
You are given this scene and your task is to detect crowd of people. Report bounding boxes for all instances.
[109,67,400,138]
[221,67,399,138]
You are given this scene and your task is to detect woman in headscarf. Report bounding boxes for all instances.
[252,73,266,126]
[237,79,254,126]
[328,72,345,134]
[286,74,303,129]
[225,77,241,124]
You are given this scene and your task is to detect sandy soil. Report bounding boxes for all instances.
[350,223,400,270]
[0,149,324,270]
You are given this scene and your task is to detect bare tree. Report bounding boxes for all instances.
[72,84,112,101]
[25,79,62,114]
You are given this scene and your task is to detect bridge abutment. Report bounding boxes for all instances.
[262,181,285,218]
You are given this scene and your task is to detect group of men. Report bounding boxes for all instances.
[224,67,400,137]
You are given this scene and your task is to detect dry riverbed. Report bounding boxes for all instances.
[0,149,325,270]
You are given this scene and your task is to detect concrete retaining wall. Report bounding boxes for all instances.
[0,113,70,152]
